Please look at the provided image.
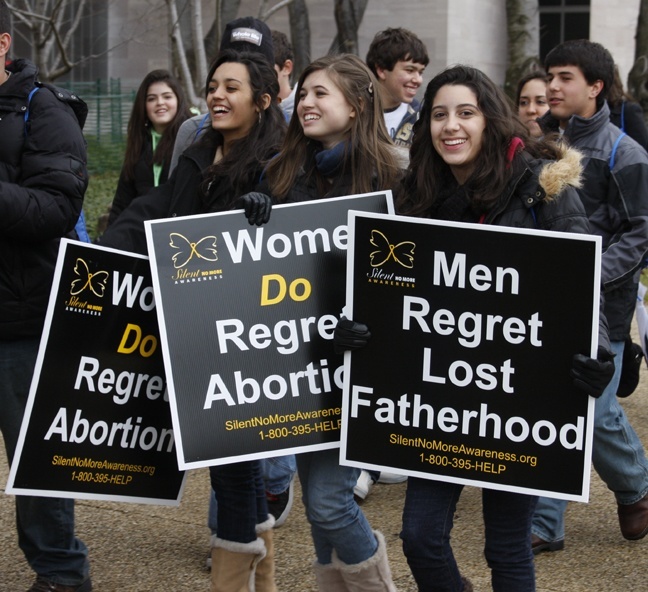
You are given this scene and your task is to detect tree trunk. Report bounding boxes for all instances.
[190,0,208,92]
[167,0,202,107]
[204,0,241,64]
[629,0,648,113]
[329,0,367,56]
[288,0,310,79]
[504,0,542,101]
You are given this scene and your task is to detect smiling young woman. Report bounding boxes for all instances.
[108,70,192,225]
[395,64,614,592]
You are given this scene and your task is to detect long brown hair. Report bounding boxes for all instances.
[398,65,561,217]
[265,53,401,200]
[121,69,192,182]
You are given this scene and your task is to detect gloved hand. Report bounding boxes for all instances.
[571,346,616,398]
[334,316,371,354]
[240,192,272,226]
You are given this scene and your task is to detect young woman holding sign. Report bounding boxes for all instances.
[253,54,403,590]
[101,50,286,591]
[392,65,615,591]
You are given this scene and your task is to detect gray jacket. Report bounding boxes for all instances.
[540,103,648,340]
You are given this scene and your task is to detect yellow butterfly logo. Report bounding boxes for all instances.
[369,229,415,268]
[169,233,218,268]
[70,258,109,297]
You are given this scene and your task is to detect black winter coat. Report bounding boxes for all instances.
[108,133,171,225]
[100,136,265,255]
[0,59,88,340]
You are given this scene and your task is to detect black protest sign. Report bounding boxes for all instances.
[341,212,601,501]
[145,193,393,469]
[6,241,185,505]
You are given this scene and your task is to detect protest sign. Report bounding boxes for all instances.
[145,193,393,470]
[6,241,185,505]
[341,212,601,501]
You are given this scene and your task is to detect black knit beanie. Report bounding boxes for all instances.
[220,16,274,66]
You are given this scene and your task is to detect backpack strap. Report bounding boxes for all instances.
[23,86,40,137]
[609,131,627,170]
[193,113,211,143]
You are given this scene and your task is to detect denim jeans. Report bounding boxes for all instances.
[207,454,296,534]
[0,339,89,585]
[262,454,297,494]
[401,477,537,592]
[209,460,268,543]
[297,448,378,565]
[533,340,648,542]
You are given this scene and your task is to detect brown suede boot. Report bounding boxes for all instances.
[210,535,266,592]
[255,516,277,592]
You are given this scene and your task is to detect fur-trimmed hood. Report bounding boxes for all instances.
[537,144,583,202]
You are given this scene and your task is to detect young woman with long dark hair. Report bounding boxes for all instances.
[108,69,192,225]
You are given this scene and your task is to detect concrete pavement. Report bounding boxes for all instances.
[1,380,647,590]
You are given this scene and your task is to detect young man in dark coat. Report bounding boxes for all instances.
[0,2,91,590]
[532,39,648,554]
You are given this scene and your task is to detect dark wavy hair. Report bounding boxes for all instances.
[265,53,401,200]
[544,39,614,110]
[122,69,192,182]
[199,49,286,200]
[366,27,429,75]
[0,0,11,36]
[398,64,560,217]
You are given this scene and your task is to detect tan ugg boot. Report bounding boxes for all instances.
[210,535,266,592]
[255,516,277,592]
[313,560,348,591]
[333,531,397,591]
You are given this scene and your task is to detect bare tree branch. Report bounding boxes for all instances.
[258,0,294,21]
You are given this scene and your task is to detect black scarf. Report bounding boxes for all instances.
[428,179,483,223]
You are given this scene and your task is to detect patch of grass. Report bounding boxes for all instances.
[84,171,118,241]
[83,138,124,241]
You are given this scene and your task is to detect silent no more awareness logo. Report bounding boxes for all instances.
[66,257,108,315]
[367,229,417,288]
[168,232,223,284]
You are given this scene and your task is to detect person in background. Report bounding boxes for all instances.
[607,64,648,152]
[259,53,403,591]
[355,26,430,499]
[516,70,550,138]
[393,63,614,592]
[0,1,92,590]
[365,27,429,147]
[107,69,191,225]
[271,29,296,121]
[532,38,648,555]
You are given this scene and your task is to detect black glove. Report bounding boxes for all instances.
[240,192,272,226]
[571,346,616,398]
[334,316,371,354]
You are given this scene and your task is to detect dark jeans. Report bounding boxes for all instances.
[0,338,89,586]
[401,477,537,592]
[209,460,268,543]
